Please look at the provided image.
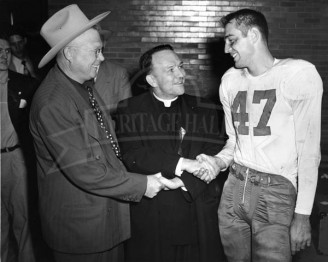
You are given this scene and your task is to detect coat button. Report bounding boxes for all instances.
[95,155,101,160]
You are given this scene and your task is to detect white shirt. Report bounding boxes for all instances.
[216,58,323,215]
[10,55,25,75]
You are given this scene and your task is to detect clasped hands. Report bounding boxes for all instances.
[182,154,224,184]
[144,154,225,198]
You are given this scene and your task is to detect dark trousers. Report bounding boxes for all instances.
[1,148,36,262]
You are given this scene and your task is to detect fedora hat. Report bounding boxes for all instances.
[38,4,110,68]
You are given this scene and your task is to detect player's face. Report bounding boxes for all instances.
[0,39,11,71]
[224,19,254,69]
[148,49,185,100]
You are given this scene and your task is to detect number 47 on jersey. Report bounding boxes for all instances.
[231,89,276,137]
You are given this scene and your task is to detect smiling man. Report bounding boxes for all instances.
[115,44,225,262]
[29,5,166,262]
[193,8,323,262]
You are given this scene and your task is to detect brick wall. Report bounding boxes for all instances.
[47,0,328,145]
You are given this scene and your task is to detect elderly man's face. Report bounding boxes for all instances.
[0,39,11,71]
[147,49,185,100]
[68,29,104,83]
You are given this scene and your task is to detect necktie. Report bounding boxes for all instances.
[21,60,30,76]
[86,85,122,160]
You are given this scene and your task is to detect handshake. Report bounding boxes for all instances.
[182,154,226,183]
[144,154,226,198]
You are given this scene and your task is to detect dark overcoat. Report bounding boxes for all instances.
[116,91,225,262]
[7,70,38,150]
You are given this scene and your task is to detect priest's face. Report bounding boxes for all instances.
[147,49,185,100]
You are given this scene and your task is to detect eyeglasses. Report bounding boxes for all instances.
[67,46,103,59]
[0,48,11,55]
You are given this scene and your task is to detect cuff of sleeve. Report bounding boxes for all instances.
[214,154,230,171]
[162,154,181,178]
[175,157,184,176]
[294,200,314,216]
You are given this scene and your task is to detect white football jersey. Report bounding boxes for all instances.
[217,58,323,214]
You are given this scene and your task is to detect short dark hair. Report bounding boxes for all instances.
[139,44,174,74]
[134,44,174,90]
[0,32,9,42]
[221,9,269,43]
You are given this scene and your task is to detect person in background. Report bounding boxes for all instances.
[116,44,225,262]
[8,26,39,79]
[194,8,323,262]
[87,25,132,116]
[1,33,38,262]
[93,60,132,115]
[29,5,169,262]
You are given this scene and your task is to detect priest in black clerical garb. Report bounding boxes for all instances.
[115,44,225,262]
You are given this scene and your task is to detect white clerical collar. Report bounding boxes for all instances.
[152,92,178,107]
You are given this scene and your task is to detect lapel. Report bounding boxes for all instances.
[7,71,27,125]
[7,70,22,108]
[53,66,103,140]
[52,66,122,164]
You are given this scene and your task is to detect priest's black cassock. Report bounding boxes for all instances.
[115,91,225,262]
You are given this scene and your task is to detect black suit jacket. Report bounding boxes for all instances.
[7,70,38,148]
[116,92,225,262]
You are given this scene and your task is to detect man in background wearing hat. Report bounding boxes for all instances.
[29,4,168,262]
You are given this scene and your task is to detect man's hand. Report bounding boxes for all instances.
[193,154,226,183]
[159,177,184,190]
[290,213,311,255]
[144,173,164,198]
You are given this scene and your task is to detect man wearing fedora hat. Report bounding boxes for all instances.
[29,4,167,262]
